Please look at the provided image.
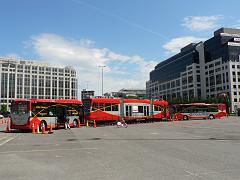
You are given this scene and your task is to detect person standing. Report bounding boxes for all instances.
[65,117,70,130]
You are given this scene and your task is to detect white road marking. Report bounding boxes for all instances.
[0,136,11,141]
[185,170,202,178]
[150,132,159,135]
[0,135,19,146]
[201,169,240,175]
[0,147,98,154]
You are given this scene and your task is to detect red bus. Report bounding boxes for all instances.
[170,103,227,120]
[10,99,84,130]
[83,97,168,123]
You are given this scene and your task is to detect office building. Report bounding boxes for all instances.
[0,57,78,109]
[81,89,95,99]
[106,88,146,99]
[146,28,240,111]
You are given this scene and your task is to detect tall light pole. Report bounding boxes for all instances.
[98,65,106,96]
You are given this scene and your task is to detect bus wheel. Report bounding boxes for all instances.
[40,120,47,131]
[73,119,78,128]
[183,115,188,120]
[209,115,214,120]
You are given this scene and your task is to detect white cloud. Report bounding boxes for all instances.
[182,16,222,31]
[163,36,205,54]
[28,33,157,95]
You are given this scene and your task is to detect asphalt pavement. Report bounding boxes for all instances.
[0,116,240,180]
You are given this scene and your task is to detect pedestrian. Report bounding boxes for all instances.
[116,120,121,128]
[120,119,128,128]
[65,117,70,130]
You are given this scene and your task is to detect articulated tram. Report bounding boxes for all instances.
[83,97,168,123]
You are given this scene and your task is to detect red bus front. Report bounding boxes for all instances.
[10,100,32,129]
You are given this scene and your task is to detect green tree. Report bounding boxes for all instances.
[0,105,8,113]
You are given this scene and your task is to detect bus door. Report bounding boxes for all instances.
[78,105,84,124]
[125,105,132,117]
[55,105,67,125]
[144,106,149,116]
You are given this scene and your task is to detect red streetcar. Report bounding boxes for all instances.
[83,97,168,123]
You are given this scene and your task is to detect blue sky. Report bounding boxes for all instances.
[1,0,240,95]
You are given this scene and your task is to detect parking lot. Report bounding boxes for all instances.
[0,116,240,180]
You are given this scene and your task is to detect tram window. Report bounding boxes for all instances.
[154,106,157,111]
[100,103,105,111]
[112,104,118,111]
[105,103,111,111]
[48,106,56,117]
[92,103,98,111]
[154,105,160,111]
[138,106,143,113]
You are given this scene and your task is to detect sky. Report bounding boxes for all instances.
[1,0,240,96]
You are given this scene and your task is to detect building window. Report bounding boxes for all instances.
[209,70,214,74]
[210,88,215,92]
[182,77,187,85]
[216,74,222,84]
[24,75,30,86]
[223,73,225,83]
[209,64,214,68]
[39,76,44,87]
[39,67,45,74]
[46,76,51,87]
[32,66,38,73]
[167,83,170,89]
[59,77,64,88]
[32,87,37,96]
[46,88,51,96]
[52,89,57,96]
[188,76,193,83]
[59,89,63,96]
[209,76,215,86]
[176,80,180,86]
[39,88,44,95]
[65,78,70,88]
[197,75,201,82]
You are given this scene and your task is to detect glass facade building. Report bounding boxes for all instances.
[146,28,240,111]
[0,57,78,110]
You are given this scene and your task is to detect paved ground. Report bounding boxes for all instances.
[0,116,240,180]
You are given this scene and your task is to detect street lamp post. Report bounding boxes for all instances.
[98,65,106,96]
